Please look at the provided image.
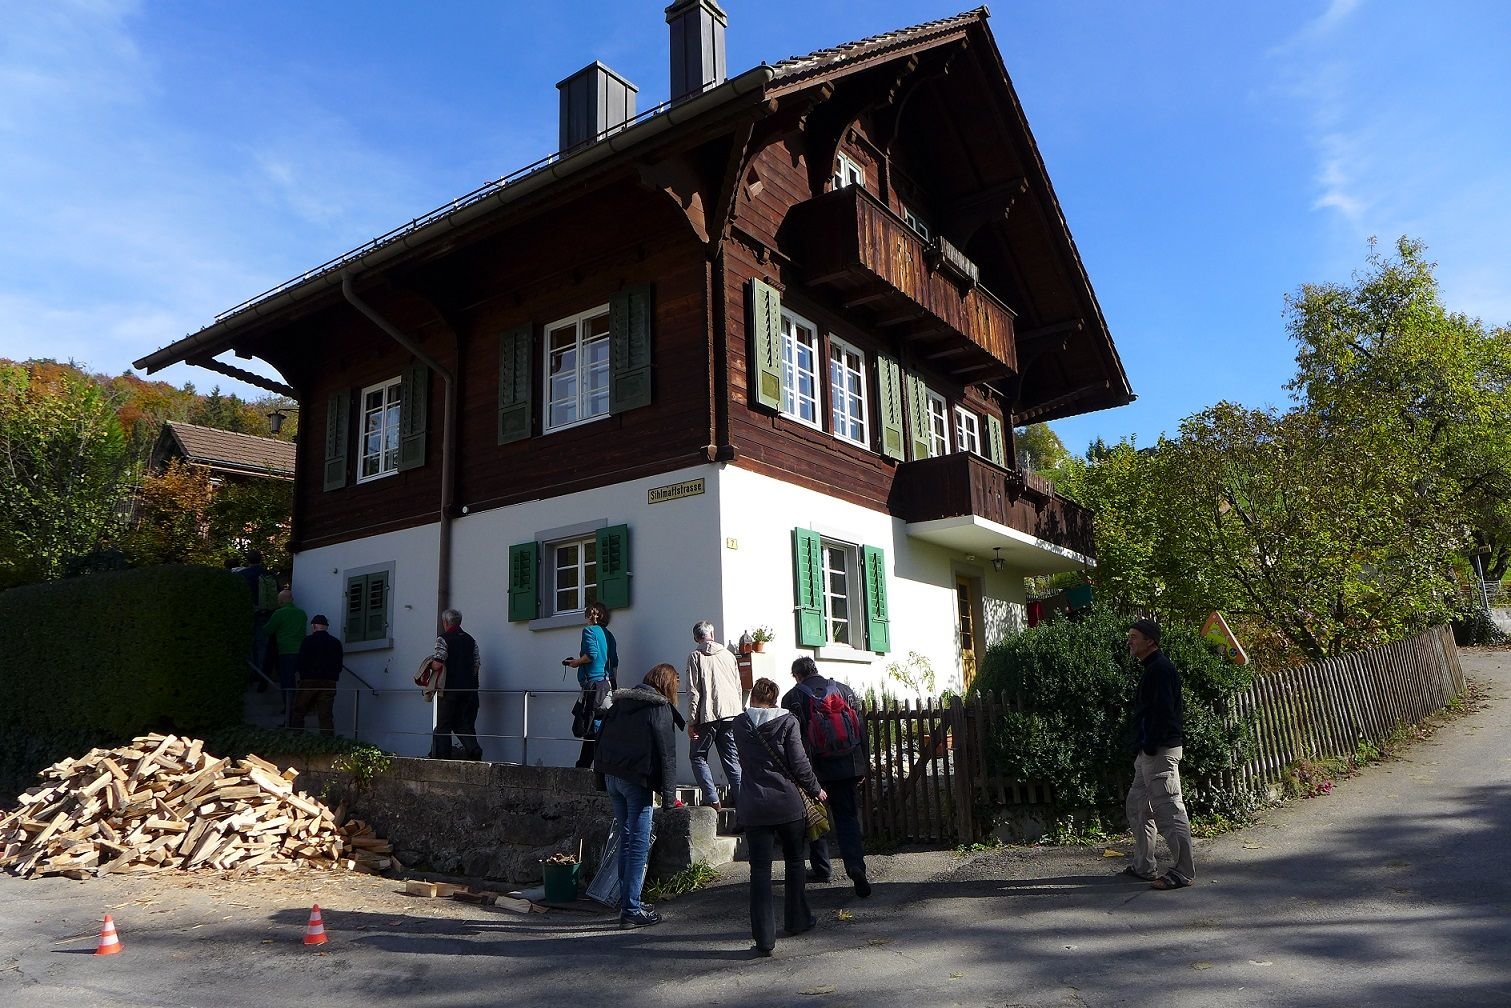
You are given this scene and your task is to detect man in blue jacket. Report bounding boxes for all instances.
[1124,618,1196,890]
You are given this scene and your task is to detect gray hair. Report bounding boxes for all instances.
[693,620,715,642]
[442,608,463,626]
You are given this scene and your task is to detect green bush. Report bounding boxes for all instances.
[0,564,247,796]
[972,610,1252,825]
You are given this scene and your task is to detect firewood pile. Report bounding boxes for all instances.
[0,734,393,879]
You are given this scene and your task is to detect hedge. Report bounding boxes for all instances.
[0,564,247,797]
[972,609,1254,824]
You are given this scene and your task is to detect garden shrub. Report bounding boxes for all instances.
[972,609,1252,825]
[0,564,247,797]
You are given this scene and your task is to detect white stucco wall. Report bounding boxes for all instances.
[292,462,1047,767]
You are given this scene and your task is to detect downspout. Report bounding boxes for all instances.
[341,273,458,623]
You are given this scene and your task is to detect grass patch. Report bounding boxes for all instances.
[643,861,720,903]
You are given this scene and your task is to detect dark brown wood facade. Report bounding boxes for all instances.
[137,11,1131,558]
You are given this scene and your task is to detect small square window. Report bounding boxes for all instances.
[833,153,864,191]
[901,204,931,241]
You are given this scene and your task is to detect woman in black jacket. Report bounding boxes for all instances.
[733,677,826,956]
[593,662,681,929]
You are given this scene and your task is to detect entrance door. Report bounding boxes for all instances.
[956,578,978,690]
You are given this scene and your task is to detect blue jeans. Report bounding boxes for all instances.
[689,718,741,807]
[809,777,867,882]
[605,775,654,915]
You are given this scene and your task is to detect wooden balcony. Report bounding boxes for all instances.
[888,453,1095,572]
[789,186,1016,381]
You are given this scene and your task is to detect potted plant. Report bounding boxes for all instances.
[750,625,774,652]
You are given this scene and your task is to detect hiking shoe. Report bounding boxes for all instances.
[852,875,872,898]
[619,909,662,929]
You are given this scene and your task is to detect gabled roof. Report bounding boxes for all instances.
[769,8,986,86]
[155,421,295,480]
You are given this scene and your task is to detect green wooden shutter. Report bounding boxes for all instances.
[323,389,349,491]
[507,541,539,622]
[364,572,389,641]
[862,545,891,654]
[497,325,533,445]
[344,574,367,643]
[595,524,632,609]
[876,353,905,460]
[792,527,827,647]
[986,414,1006,467]
[609,286,653,413]
[749,279,783,411]
[398,363,428,471]
[905,372,931,459]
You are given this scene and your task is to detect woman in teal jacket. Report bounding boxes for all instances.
[566,601,618,767]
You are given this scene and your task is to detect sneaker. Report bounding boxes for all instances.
[619,909,662,930]
[852,875,872,898]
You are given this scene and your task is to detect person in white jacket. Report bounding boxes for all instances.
[686,620,744,811]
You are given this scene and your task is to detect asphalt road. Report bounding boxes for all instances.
[2,649,1507,1008]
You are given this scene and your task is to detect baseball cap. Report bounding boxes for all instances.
[310,614,329,627]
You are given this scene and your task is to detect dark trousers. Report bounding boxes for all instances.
[746,817,812,951]
[575,738,597,769]
[809,777,867,882]
[289,681,337,735]
[432,690,482,759]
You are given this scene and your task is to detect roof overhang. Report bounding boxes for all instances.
[905,515,1094,575]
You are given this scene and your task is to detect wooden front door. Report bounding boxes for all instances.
[956,578,978,690]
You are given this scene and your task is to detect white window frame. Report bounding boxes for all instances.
[833,152,864,191]
[955,406,982,456]
[780,310,821,429]
[925,389,950,458]
[543,304,611,434]
[901,204,931,241]
[820,538,858,649]
[356,378,402,484]
[828,335,869,448]
[548,535,599,618]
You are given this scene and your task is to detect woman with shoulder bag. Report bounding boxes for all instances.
[565,601,618,768]
[732,677,826,957]
[593,662,683,930]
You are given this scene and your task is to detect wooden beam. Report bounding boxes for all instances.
[842,291,891,309]
[188,356,296,397]
[1016,318,1084,345]
[876,309,927,327]
[1013,380,1110,424]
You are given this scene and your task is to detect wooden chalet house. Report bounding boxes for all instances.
[148,421,296,484]
[135,4,1132,764]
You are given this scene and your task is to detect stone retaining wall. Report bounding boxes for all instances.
[289,756,719,885]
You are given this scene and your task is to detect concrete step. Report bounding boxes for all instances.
[242,680,287,729]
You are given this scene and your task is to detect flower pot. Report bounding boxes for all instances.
[752,641,767,653]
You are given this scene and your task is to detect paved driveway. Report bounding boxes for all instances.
[2,649,1508,1008]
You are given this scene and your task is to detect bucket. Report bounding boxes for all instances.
[542,861,581,903]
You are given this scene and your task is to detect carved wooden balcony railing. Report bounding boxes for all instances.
[889,452,1096,561]
[790,186,1016,381]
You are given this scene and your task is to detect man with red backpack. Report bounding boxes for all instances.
[781,656,871,897]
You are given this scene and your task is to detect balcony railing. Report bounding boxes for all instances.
[791,186,1016,380]
[889,452,1095,561]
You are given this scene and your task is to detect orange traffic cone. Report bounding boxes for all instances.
[303,904,328,946]
[95,914,123,956]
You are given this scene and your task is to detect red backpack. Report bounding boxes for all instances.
[800,683,862,758]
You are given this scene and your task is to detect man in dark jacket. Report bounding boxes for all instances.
[431,608,483,760]
[289,614,343,735]
[1124,618,1195,890]
[782,656,871,896]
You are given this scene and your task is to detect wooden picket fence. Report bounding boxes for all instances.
[1224,624,1464,793]
[860,624,1465,846]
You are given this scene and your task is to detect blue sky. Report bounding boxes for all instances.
[2,1,1506,452]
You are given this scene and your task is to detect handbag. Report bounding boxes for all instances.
[414,656,445,702]
[743,714,830,841]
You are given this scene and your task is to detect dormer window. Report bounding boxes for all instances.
[833,152,864,191]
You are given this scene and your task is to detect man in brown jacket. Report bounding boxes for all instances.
[686,620,744,811]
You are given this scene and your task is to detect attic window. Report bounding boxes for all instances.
[833,153,864,191]
[902,204,931,241]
